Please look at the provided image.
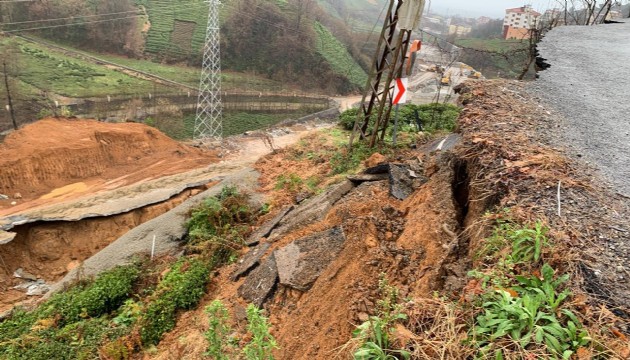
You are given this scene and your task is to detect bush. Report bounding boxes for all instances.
[140,259,211,345]
[47,265,140,326]
[339,103,460,136]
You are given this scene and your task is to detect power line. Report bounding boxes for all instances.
[0,10,142,27]
[0,15,145,34]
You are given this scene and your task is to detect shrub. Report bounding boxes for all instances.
[242,305,278,360]
[48,265,140,326]
[205,300,232,360]
[140,259,211,345]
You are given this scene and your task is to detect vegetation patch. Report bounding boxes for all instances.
[139,258,211,345]
[203,301,278,359]
[0,264,141,359]
[313,21,368,88]
[338,103,460,135]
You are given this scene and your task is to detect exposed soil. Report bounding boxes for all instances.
[0,118,218,213]
[143,131,482,359]
[0,185,212,314]
[141,80,630,359]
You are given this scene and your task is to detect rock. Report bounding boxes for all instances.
[346,174,389,184]
[231,243,271,281]
[388,164,415,200]
[13,193,22,199]
[26,280,50,296]
[268,182,354,241]
[275,226,346,291]
[357,312,370,322]
[0,194,8,200]
[237,253,278,307]
[364,153,387,168]
[246,206,293,246]
[13,268,38,281]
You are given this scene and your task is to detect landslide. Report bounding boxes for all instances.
[0,186,209,314]
[0,118,217,207]
[145,81,629,359]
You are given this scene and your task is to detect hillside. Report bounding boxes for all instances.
[1,0,375,95]
[1,81,628,359]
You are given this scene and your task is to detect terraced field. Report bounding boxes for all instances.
[313,22,368,88]
[135,0,209,58]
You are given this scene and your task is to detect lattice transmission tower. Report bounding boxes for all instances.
[194,0,223,140]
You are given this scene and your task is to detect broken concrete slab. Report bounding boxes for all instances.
[267,181,354,241]
[275,226,346,291]
[45,168,260,299]
[246,205,293,246]
[231,243,271,281]
[389,164,415,200]
[346,174,389,184]
[237,253,278,308]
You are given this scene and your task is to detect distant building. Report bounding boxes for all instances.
[477,16,492,25]
[448,24,472,36]
[503,5,541,39]
[540,9,565,27]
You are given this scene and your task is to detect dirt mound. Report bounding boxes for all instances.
[0,118,217,207]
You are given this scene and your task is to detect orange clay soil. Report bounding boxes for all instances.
[0,187,211,314]
[0,118,218,212]
[143,145,472,359]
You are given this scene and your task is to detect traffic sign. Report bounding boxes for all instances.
[392,78,408,105]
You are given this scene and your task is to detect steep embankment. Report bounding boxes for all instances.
[0,118,216,205]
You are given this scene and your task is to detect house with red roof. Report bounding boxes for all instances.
[503,5,541,39]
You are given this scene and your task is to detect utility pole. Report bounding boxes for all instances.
[194,0,223,140]
[2,61,17,131]
[349,0,425,148]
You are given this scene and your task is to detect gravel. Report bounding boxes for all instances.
[530,20,630,196]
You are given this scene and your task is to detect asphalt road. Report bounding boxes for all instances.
[532,20,630,196]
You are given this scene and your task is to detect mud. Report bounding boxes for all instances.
[0,186,207,313]
[0,118,217,205]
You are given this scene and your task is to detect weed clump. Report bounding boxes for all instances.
[186,185,254,266]
[140,258,211,345]
[0,264,141,359]
[338,103,460,135]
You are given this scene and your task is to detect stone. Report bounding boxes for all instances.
[237,253,278,307]
[388,164,415,200]
[231,243,271,281]
[275,226,346,291]
[13,268,38,281]
[268,182,354,241]
[246,206,293,246]
[26,280,50,296]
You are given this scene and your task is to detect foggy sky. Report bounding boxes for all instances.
[428,0,555,18]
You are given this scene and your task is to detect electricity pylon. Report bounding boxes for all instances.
[194,0,223,140]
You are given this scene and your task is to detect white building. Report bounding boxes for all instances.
[503,5,541,30]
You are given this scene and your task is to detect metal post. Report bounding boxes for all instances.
[392,103,399,146]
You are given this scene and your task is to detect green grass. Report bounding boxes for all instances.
[0,38,156,98]
[135,0,210,57]
[149,111,311,140]
[22,35,285,92]
[313,22,367,88]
